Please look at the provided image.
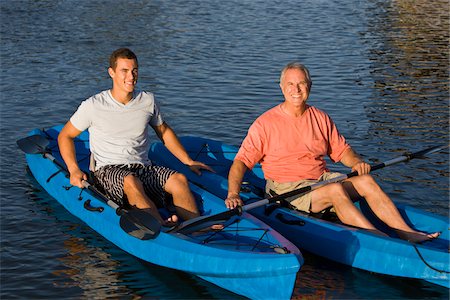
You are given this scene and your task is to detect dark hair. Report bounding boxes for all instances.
[109,48,138,69]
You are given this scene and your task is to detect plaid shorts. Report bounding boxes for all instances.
[94,163,177,207]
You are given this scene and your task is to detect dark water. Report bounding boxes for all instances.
[1,0,449,299]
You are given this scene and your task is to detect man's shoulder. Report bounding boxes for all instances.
[134,90,155,102]
[248,105,282,133]
[134,90,154,98]
[83,90,110,105]
[307,105,330,119]
[257,104,281,121]
[77,90,122,113]
[138,90,154,97]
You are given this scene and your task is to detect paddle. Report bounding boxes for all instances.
[17,134,161,240]
[172,144,448,234]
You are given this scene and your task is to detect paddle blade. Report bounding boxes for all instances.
[409,144,449,159]
[17,135,50,154]
[119,208,162,240]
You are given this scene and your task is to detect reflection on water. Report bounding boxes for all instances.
[292,256,347,299]
[1,0,448,299]
[359,0,449,213]
[365,0,449,147]
[52,237,125,299]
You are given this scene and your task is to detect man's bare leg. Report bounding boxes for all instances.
[310,183,380,231]
[123,175,178,226]
[164,173,223,230]
[164,173,200,220]
[343,175,440,243]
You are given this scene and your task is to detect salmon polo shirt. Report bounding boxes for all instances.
[235,104,351,183]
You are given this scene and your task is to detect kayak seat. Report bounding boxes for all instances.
[309,208,341,223]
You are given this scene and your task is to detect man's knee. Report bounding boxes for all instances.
[358,174,375,184]
[165,173,189,193]
[353,174,379,193]
[170,173,188,185]
[328,183,351,205]
[313,183,348,211]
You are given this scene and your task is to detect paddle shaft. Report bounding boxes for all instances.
[42,152,121,210]
[41,152,161,239]
[173,144,447,233]
[249,145,447,207]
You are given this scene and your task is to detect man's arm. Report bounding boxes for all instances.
[58,121,86,188]
[340,148,371,175]
[225,159,247,209]
[153,122,213,175]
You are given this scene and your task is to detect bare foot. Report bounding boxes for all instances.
[189,224,225,236]
[162,214,179,227]
[397,230,440,243]
[196,224,225,233]
[211,224,224,230]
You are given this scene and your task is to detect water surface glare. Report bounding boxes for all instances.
[1,0,448,299]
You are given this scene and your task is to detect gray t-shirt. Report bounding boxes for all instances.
[70,90,164,170]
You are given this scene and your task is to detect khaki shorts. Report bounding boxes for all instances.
[265,172,343,213]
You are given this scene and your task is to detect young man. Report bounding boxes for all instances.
[58,48,212,226]
[226,62,439,243]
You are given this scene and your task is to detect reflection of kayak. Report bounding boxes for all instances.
[149,136,450,288]
[20,126,303,300]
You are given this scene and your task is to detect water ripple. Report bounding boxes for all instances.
[1,0,448,299]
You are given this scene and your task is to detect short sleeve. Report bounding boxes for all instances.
[235,121,265,170]
[70,100,92,132]
[149,100,164,127]
[327,117,350,162]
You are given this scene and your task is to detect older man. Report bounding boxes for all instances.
[226,62,439,243]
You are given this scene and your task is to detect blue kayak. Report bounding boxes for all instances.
[20,126,303,300]
[149,136,450,288]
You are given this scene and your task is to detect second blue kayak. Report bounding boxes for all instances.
[149,135,450,288]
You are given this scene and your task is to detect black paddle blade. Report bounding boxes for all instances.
[409,144,449,159]
[119,208,162,240]
[17,135,49,154]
